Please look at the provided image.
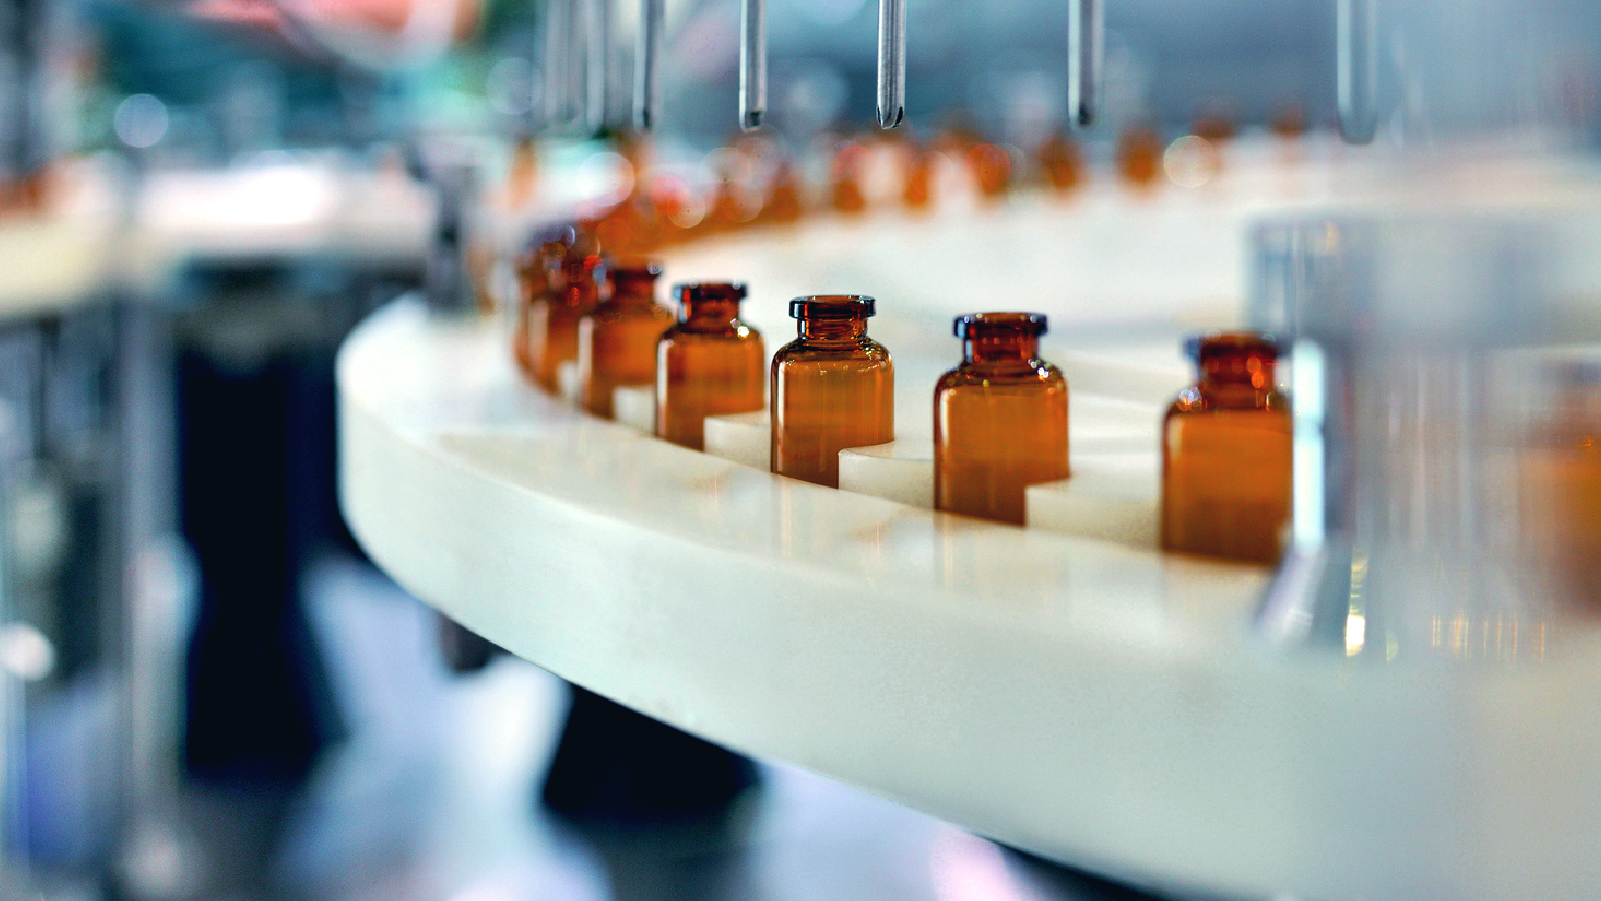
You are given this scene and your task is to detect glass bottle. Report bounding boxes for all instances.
[525,233,602,393]
[1117,123,1164,189]
[1270,102,1308,140]
[579,259,674,419]
[967,143,1011,202]
[514,235,569,378]
[1160,332,1292,564]
[902,145,933,210]
[655,283,765,450]
[1521,362,1601,613]
[1037,133,1083,193]
[830,143,868,215]
[771,296,894,488]
[758,160,804,225]
[698,160,752,236]
[934,314,1069,525]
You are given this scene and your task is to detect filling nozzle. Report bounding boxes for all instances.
[585,0,610,134]
[635,0,663,131]
[1067,0,1102,127]
[876,0,905,128]
[739,0,766,130]
[1336,0,1378,144]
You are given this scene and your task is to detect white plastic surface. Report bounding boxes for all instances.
[612,385,656,433]
[340,295,1601,901]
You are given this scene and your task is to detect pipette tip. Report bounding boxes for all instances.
[878,105,904,129]
[742,110,763,131]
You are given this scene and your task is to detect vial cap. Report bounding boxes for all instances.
[953,312,1048,338]
[789,295,875,319]
[675,282,748,303]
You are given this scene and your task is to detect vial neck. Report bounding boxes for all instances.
[609,274,659,307]
[963,332,1039,365]
[798,317,869,342]
[1199,351,1278,401]
[682,297,742,329]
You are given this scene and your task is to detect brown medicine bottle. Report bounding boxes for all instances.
[1037,133,1083,193]
[1160,332,1292,564]
[655,283,766,450]
[525,236,602,393]
[514,236,568,378]
[830,143,868,215]
[902,145,933,210]
[579,259,674,419]
[1117,123,1164,189]
[771,296,894,488]
[934,314,1069,525]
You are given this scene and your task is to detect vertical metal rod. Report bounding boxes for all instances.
[1067,0,1102,127]
[586,0,610,133]
[567,0,588,126]
[542,0,570,127]
[635,0,663,131]
[876,0,905,128]
[738,0,765,130]
[1337,0,1378,144]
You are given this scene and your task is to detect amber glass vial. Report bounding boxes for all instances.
[578,259,674,419]
[655,283,765,449]
[1161,332,1292,564]
[830,144,868,215]
[934,314,1069,525]
[902,145,933,210]
[514,237,567,377]
[771,296,894,488]
[525,237,602,392]
[1117,124,1163,188]
[1037,133,1083,193]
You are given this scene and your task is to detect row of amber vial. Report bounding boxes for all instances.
[516,235,1291,565]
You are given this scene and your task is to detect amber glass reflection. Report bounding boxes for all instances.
[771,296,894,488]
[578,259,673,418]
[1037,133,1083,193]
[655,283,765,449]
[1160,332,1291,564]
[1117,124,1163,189]
[934,314,1068,525]
[525,235,602,393]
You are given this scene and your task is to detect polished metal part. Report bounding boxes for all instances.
[738,0,766,130]
[876,0,905,128]
[1067,0,1102,127]
[634,0,663,131]
[1336,0,1378,144]
[585,0,610,133]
